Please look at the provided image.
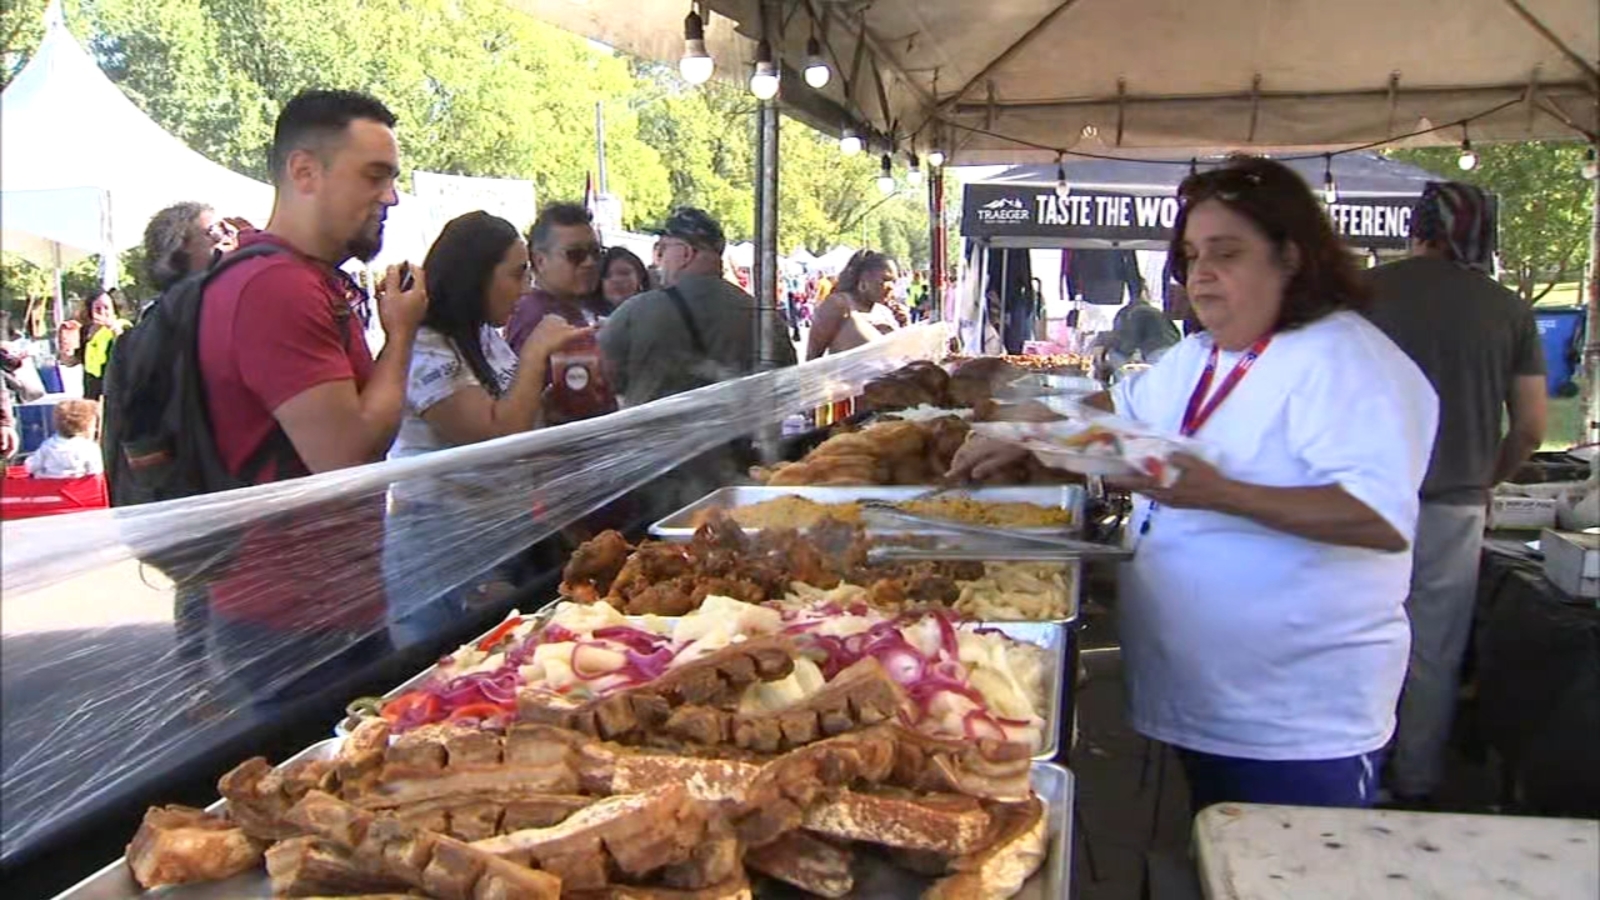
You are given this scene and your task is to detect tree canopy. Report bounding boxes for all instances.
[1387,142,1595,302]
[1,0,936,323]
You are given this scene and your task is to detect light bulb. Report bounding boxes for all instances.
[1054,162,1070,200]
[906,154,923,186]
[840,129,862,156]
[749,39,779,101]
[803,37,829,88]
[1458,140,1478,171]
[679,10,714,85]
[877,154,896,195]
[1322,156,1338,204]
[1583,149,1598,180]
[927,149,946,168]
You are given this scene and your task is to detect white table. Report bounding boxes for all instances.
[1194,803,1599,900]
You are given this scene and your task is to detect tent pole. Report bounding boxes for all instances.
[929,165,945,320]
[1584,137,1600,450]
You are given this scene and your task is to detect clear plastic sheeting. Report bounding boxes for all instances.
[0,323,949,866]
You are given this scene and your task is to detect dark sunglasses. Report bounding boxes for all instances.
[558,244,603,265]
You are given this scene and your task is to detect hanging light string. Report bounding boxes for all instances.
[927,95,1527,168]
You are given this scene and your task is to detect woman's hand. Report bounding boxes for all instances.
[522,315,589,363]
[1113,452,1239,511]
[947,434,1029,482]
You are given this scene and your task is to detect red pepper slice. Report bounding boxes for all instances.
[447,702,511,722]
[476,616,525,653]
[380,691,442,725]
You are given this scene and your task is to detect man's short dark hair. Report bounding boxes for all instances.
[268,90,397,183]
[528,202,594,252]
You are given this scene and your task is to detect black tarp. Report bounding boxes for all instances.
[962,151,1480,252]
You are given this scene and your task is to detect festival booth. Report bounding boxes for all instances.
[954,151,1465,354]
[4,2,1599,899]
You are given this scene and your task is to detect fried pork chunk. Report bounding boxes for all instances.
[125,805,265,889]
[285,790,561,900]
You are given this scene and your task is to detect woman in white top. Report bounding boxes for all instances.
[954,157,1439,811]
[385,211,585,646]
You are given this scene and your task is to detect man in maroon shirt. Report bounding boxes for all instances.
[506,202,616,423]
[198,89,428,697]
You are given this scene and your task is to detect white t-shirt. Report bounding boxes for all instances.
[24,435,103,478]
[391,325,518,460]
[388,326,519,508]
[1111,311,1438,760]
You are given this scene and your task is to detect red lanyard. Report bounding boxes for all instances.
[1179,336,1271,437]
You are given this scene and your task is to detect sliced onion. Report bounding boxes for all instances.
[963,709,1007,741]
[995,716,1035,728]
[570,641,628,680]
[875,646,925,683]
[593,625,669,654]
[934,613,960,660]
[624,647,675,681]
[542,624,581,644]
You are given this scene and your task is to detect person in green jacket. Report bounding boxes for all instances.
[77,291,132,401]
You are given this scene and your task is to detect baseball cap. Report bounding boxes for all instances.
[654,207,727,255]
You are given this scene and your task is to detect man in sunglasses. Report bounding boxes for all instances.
[506,202,611,351]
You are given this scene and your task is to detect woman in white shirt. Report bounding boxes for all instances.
[954,157,1439,811]
[384,211,586,646]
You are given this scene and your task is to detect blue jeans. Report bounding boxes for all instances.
[1177,747,1386,813]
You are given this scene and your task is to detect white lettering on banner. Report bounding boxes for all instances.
[1326,204,1412,240]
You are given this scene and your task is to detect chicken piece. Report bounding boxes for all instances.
[126,806,264,889]
[622,577,697,616]
[563,531,633,597]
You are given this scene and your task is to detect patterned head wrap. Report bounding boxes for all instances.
[1411,181,1496,272]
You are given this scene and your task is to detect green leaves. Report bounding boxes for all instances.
[1387,142,1594,301]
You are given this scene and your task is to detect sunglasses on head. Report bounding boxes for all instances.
[1178,167,1266,204]
[559,244,603,265]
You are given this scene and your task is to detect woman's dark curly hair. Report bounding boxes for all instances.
[1170,155,1370,333]
[422,211,521,398]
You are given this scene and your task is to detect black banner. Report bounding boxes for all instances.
[962,183,1419,249]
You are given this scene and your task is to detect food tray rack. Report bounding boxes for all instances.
[54,742,1074,900]
[648,485,1086,541]
[334,617,1070,762]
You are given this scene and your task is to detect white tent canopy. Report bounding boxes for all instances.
[0,2,272,270]
[0,2,431,279]
[514,0,1598,164]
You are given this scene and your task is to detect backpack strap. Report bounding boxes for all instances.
[664,286,709,357]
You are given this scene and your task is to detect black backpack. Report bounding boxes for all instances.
[102,244,299,512]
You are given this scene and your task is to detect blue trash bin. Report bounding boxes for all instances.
[17,398,59,454]
[1533,308,1584,398]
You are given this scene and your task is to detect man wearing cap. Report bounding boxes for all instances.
[599,207,796,406]
[1365,181,1547,807]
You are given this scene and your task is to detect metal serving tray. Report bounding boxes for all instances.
[337,617,1068,762]
[55,746,1073,900]
[648,485,1086,541]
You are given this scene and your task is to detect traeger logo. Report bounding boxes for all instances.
[975,196,1031,224]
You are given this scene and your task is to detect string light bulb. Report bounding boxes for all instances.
[749,39,779,101]
[927,148,946,168]
[1322,154,1339,205]
[803,36,830,88]
[1583,147,1599,181]
[1054,155,1071,200]
[877,154,896,195]
[1457,129,1478,171]
[678,7,714,85]
[906,153,923,187]
[840,128,862,156]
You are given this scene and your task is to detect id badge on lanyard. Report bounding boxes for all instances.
[1137,335,1270,542]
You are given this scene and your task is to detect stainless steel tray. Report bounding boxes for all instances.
[55,748,1074,900]
[338,618,1067,761]
[649,485,1086,541]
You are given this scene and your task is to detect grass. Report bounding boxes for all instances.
[1533,282,1584,308]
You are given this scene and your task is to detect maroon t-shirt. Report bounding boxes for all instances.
[198,231,382,630]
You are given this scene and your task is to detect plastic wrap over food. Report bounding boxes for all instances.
[0,323,950,866]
